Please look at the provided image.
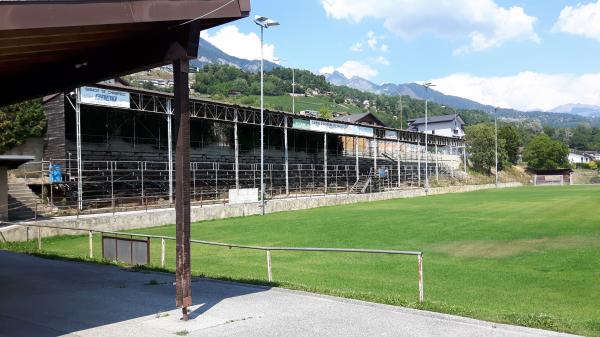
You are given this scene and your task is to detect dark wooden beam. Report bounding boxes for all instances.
[173,56,192,320]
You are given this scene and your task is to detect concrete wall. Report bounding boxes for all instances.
[1,137,44,160]
[0,182,522,242]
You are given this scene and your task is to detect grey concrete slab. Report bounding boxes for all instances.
[0,250,579,337]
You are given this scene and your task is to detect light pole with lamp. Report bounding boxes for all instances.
[273,58,296,114]
[254,15,279,215]
[422,82,435,193]
[494,107,499,188]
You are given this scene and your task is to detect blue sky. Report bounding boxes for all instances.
[202,0,600,111]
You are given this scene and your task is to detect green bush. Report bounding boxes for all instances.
[523,134,569,169]
[0,99,46,153]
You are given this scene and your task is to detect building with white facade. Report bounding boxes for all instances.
[568,152,593,164]
[408,114,465,138]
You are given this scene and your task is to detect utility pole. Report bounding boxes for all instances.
[292,68,296,114]
[422,83,435,194]
[397,96,403,130]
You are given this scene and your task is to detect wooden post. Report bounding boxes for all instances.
[37,226,42,250]
[266,250,273,282]
[174,57,192,320]
[161,238,166,268]
[88,230,93,259]
[418,253,424,303]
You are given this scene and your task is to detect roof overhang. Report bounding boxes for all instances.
[0,155,35,169]
[0,0,250,106]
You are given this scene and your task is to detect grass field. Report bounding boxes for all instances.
[3,186,600,336]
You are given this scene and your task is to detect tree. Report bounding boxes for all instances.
[318,107,332,119]
[498,124,522,164]
[570,123,593,150]
[465,123,507,173]
[0,100,46,153]
[522,134,569,169]
[229,78,249,94]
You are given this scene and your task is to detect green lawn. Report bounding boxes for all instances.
[3,186,600,336]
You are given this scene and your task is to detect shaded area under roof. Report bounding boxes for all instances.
[0,0,250,106]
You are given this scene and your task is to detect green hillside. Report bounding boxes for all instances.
[226,95,363,115]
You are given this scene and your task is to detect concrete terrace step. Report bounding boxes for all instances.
[6,182,43,221]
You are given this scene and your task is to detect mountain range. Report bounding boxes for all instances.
[550,103,600,118]
[191,38,278,73]
[188,38,600,125]
[325,71,600,118]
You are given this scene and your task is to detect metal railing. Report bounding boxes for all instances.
[5,222,425,303]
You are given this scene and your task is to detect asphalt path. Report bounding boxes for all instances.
[0,250,579,337]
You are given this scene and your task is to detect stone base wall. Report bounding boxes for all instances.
[0,183,522,242]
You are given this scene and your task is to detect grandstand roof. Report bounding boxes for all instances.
[527,168,573,175]
[0,0,250,106]
[0,155,35,170]
[84,82,464,148]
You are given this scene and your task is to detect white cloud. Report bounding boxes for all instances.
[553,1,600,41]
[319,66,336,74]
[349,31,389,53]
[319,60,378,79]
[367,31,379,49]
[201,25,277,62]
[372,56,390,65]
[321,0,539,54]
[428,72,600,111]
[350,42,363,52]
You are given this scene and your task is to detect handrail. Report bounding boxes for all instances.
[3,222,425,303]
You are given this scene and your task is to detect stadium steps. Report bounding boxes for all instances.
[7,183,44,221]
[349,176,372,194]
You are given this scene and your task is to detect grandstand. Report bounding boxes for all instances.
[18,83,466,215]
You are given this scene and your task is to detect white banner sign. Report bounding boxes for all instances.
[229,188,259,204]
[293,119,374,137]
[384,130,398,140]
[80,86,130,108]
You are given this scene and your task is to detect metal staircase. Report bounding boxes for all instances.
[349,176,372,194]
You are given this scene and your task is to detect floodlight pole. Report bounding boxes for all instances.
[255,16,279,214]
[167,100,173,203]
[423,83,435,194]
[284,115,289,195]
[494,107,498,188]
[75,88,83,210]
[292,68,296,114]
[398,96,403,130]
[259,24,265,214]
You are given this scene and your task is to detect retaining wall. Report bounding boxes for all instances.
[0,182,522,242]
